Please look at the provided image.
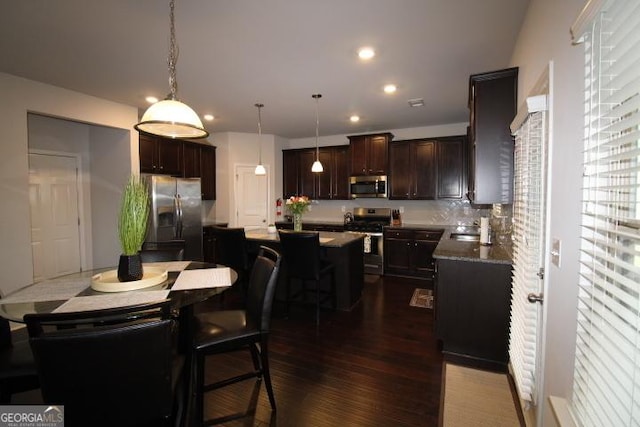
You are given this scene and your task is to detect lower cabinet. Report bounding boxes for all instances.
[435,258,512,370]
[384,228,443,279]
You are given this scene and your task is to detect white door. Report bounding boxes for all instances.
[29,153,81,281]
[235,165,268,230]
[509,91,550,427]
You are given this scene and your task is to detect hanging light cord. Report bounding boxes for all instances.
[313,94,322,158]
[167,0,179,100]
[256,103,264,163]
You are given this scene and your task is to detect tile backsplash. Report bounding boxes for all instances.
[303,199,500,226]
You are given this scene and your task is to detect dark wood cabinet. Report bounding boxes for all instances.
[435,258,513,370]
[437,136,466,199]
[182,142,201,178]
[139,133,182,176]
[384,228,443,279]
[282,150,299,199]
[317,146,350,199]
[348,133,393,176]
[282,146,350,200]
[389,140,436,199]
[199,145,216,200]
[468,67,518,204]
[389,137,465,200]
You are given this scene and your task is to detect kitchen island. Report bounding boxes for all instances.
[245,229,365,311]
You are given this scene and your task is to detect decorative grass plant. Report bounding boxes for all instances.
[118,175,150,256]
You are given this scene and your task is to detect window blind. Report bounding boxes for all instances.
[572,1,640,426]
[510,104,548,404]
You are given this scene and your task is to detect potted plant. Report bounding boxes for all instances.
[117,174,150,282]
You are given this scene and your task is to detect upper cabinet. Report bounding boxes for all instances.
[437,136,466,199]
[199,144,216,201]
[139,133,183,176]
[468,67,518,204]
[348,133,393,176]
[389,140,436,199]
[389,136,466,200]
[282,146,350,200]
[139,134,216,200]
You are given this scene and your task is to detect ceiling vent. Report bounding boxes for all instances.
[407,98,425,107]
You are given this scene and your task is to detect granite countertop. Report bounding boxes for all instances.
[433,226,512,265]
[202,220,229,227]
[275,219,345,227]
[245,228,365,248]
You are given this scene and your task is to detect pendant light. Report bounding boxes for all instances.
[134,0,208,139]
[254,103,266,176]
[311,94,323,173]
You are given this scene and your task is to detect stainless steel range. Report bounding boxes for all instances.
[344,207,391,275]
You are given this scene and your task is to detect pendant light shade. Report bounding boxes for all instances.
[311,94,323,173]
[134,0,208,139]
[254,103,266,176]
[135,98,208,139]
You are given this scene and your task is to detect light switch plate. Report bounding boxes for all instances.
[551,238,561,267]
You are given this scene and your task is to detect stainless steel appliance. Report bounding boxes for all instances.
[349,175,387,199]
[344,207,391,275]
[145,175,203,261]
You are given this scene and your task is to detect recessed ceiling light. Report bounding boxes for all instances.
[145,96,159,104]
[383,84,397,94]
[408,98,425,107]
[203,114,214,121]
[350,115,360,123]
[358,47,375,60]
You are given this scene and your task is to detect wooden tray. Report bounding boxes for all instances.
[91,267,168,292]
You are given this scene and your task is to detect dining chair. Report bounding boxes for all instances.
[190,246,281,426]
[277,230,337,325]
[24,300,185,427]
[208,226,251,295]
[0,317,39,403]
[141,239,186,262]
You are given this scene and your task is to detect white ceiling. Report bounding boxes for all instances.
[0,0,529,139]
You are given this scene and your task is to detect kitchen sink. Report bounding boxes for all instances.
[449,232,481,242]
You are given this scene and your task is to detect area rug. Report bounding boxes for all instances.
[409,288,433,309]
[441,363,521,426]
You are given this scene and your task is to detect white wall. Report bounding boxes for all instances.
[509,0,586,425]
[0,72,139,295]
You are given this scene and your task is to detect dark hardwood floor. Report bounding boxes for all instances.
[197,275,444,426]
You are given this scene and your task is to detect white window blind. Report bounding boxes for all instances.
[510,102,548,404]
[572,1,640,426]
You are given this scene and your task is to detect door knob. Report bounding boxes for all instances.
[527,293,543,304]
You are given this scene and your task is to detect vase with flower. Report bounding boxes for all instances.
[286,196,310,231]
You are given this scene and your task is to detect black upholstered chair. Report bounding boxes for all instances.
[208,226,251,292]
[190,246,281,426]
[141,239,186,262]
[0,318,39,403]
[277,230,336,325]
[25,300,184,427]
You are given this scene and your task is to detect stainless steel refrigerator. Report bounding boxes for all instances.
[144,175,203,261]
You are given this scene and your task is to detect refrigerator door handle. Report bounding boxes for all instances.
[174,194,184,238]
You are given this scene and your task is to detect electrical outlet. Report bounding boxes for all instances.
[399,206,405,214]
[341,206,346,213]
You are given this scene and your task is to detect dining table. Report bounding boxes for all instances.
[0,261,237,323]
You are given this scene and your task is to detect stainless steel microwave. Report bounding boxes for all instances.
[349,175,387,199]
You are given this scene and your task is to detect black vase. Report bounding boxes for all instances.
[117,253,143,282]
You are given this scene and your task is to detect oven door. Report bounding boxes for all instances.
[362,232,384,275]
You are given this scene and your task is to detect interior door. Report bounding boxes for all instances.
[29,153,81,281]
[235,165,268,230]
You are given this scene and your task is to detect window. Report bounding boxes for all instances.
[571,1,640,425]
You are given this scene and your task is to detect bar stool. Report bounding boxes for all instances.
[277,230,336,325]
